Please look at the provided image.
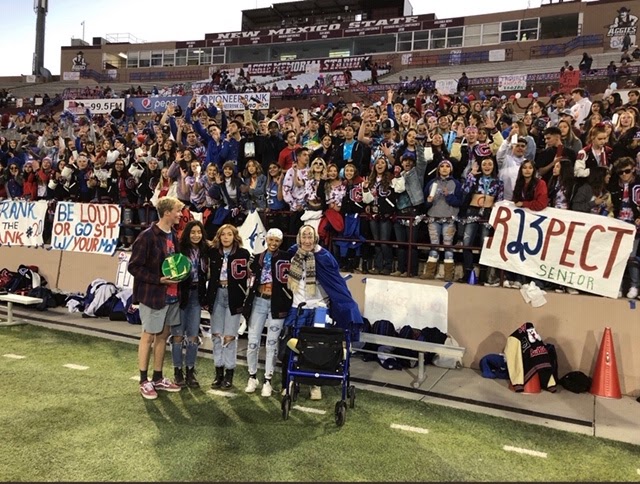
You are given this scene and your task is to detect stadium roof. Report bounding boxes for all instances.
[242,0,403,30]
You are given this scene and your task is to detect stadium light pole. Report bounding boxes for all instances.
[33,0,48,76]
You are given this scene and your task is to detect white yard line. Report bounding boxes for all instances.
[503,445,547,458]
[3,354,26,359]
[390,423,430,434]
[292,405,327,415]
[63,364,89,371]
[207,389,237,398]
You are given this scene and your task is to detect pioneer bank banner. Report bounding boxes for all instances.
[480,201,636,299]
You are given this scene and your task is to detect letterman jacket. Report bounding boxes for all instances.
[206,246,252,315]
[243,250,293,320]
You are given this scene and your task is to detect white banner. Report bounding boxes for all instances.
[489,49,506,62]
[63,98,125,115]
[435,79,458,95]
[25,75,37,83]
[364,279,448,333]
[480,202,636,299]
[237,210,267,255]
[62,71,80,81]
[197,92,270,111]
[0,200,47,247]
[52,202,121,256]
[498,74,528,92]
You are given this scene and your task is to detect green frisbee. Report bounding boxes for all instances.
[161,253,192,281]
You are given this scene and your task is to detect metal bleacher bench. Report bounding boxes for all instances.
[354,333,466,388]
[0,294,43,327]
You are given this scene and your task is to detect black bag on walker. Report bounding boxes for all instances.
[296,326,344,373]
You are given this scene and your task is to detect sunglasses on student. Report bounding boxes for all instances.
[618,168,633,175]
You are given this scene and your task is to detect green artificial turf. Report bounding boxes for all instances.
[0,325,638,482]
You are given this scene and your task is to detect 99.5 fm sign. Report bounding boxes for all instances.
[63,98,125,115]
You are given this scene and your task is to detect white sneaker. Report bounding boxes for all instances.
[618,291,624,299]
[627,287,639,299]
[261,381,273,397]
[511,281,522,289]
[502,280,512,288]
[309,385,322,400]
[567,288,580,295]
[244,377,258,394]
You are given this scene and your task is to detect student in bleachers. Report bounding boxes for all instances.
[423,160,463,282]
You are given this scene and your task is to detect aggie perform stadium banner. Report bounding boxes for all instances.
[480,201,636,298]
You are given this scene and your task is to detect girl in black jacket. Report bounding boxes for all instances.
[170,220,209,388]
[207,224,252,389]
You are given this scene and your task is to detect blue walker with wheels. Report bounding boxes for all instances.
[281,303,356,426]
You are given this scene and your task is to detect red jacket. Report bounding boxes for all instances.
[521,179,548,211]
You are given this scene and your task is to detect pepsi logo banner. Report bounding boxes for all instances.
[52,202,121,256]
[0,201,47,247]
[480,201,636,298]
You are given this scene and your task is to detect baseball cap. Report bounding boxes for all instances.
[381,119,396,131]
[266,228,283,240]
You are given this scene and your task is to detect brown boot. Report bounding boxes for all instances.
[420,258,438,280]
[443,261,455,282]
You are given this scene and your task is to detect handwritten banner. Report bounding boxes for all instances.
[497,74,528,92]
[0,201,47,247]
[52,202,121,256]
[559,70,580,93]
[480,202,636,298]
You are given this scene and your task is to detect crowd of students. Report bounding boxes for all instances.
[1,81,639,298]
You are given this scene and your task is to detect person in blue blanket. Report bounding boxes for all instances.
[283,224,364,400]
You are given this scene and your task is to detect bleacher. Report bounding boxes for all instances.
[382,51,630,85]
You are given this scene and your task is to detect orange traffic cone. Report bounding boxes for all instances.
[509,373,541,394]
[590,327,622,399]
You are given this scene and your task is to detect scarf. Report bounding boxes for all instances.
[288,248,316,297]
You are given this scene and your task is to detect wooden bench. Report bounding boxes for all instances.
[354,333,466,388]
[0,294,43,327]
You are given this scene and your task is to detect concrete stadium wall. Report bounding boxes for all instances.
[1,246,637,397]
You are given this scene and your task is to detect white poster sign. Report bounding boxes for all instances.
[498,74,528,92]
[364,279,448,333]
[63,98,125,115]
[25,75,37,83]
[434,79,458,95]
[237,210,267,254]
[52,202,121,256]
[0,200,47,247]
[63,71,81,81]
[489,49,506,62]
[480,201,636,299]
[115,252,133,289]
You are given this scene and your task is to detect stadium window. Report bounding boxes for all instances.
[540,14,578,39]
[151,51,163,67]
[447,27,463,48]
[500,20,519,42]
[200,47,213,64]
[139,51,150,68]
[126,51,139,69]
[481,22,500,45]
[520,18,539,40]
[464,25,481,47]
[413,31,430,51]
[163,50,175,67]
[430,29,446,49]
[397,32,412,52]
[212,48,225,64]
[175,49,187,66]
[188,48,201,65]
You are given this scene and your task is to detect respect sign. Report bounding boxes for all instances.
[497,74,527,92]
[0,201,47,247]
[52,202,121,256]
[480,202,636,298]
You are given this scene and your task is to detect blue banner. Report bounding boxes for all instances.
[128,96,192,113]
